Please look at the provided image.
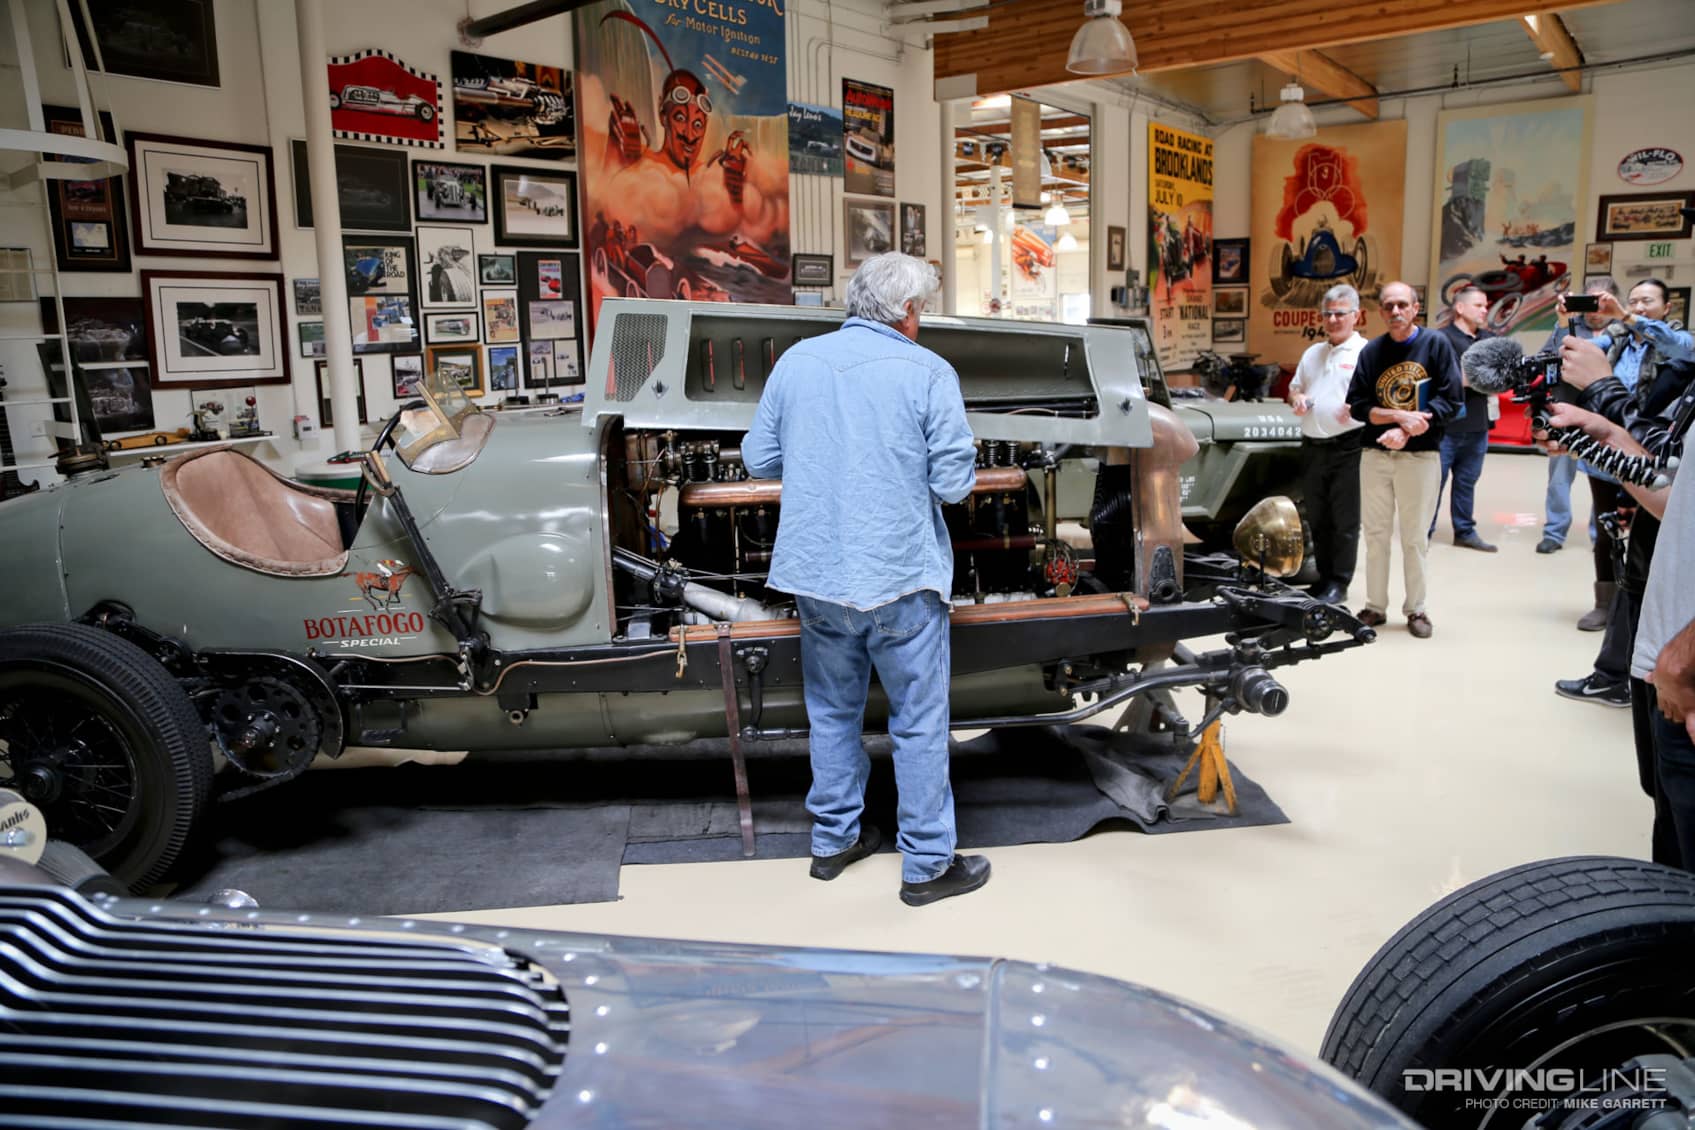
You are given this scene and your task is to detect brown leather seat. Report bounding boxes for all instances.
[160,447,353,577]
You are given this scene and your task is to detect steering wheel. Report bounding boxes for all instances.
[353,399,425,527]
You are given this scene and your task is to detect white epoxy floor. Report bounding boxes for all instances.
[423,450,1647,1057]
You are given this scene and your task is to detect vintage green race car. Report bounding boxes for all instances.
[0,302,1372,889]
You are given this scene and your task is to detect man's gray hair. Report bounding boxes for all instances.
[845,252,939,325]
[1321,283,1360,311]
[1586,275,1620,297]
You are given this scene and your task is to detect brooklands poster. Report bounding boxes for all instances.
[576,0,791,333]
[1147,122,1213,370]
[1250,121,1405,367]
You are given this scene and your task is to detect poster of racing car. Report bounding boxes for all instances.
[1147,122,1213,370]
[327,50,444,149]
[1427,97,1592,339]
[451,51,575,160]
[843,79,895,197]
[1248,122,1404,368]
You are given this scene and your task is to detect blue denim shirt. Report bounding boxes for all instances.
[742,317,977,610]
[1612,317,1694,389]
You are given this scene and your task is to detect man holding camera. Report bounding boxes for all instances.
[1287,284,1366,605]
[1430,285,1497,551]
[1537,278,1621,557]
[1345,281,1465,638]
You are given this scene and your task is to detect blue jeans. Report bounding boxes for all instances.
[1542,453,1576,544]
[797,590,955,882]
[1429,429,1489,538]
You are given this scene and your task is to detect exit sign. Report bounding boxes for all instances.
[1648,242,1675,259]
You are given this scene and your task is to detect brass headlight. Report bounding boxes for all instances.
[1232,496,1304,578]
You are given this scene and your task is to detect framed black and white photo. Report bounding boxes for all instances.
[140,271,287,389]
[42,105,131,273]
[334,145,412,232]
[38,297,155,434]
[293,277,321,315]
[553,339,582,385]
[427,344,483,397]
[314,358,368,428]
[527,300,576,340]
[899,202,926,257]
[486,344,520,392]
[492,165,576,248]
[1213,287,1248,317]
[127,133,277,260]
[415,160,488,223]
[1212,318,1246,344]
[417,226,478,308]
[68,0,220,88]
[482,289,520,343]
[479,253,516,285]
[793,253,832,286]
[298,321,325,358]
[843,199,894,267]
[1106,225,1127,272]
[392,354,424,398]
[426,312,479,344]
[526,341,552,389]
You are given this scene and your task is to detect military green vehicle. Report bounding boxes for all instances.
[0,303,1371,890]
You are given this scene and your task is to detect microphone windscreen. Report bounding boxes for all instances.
[1462,336,1526,394]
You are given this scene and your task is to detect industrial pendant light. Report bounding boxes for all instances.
[1043,201,1071,227]
[1065,0,1137,76]
[1265,81,1317,139]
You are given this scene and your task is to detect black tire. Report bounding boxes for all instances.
[0,623,212,891]
[1321,856,1695,1129]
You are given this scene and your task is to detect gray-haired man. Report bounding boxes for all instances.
[742,252,990,907]
[1287,284,1366,604]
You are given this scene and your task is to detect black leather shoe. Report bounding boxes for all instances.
[809,825,882,881]
[1310,582,1348,604]
[1535,537,1563,554]
[1454,531,1498,553]
[900,853,991,907]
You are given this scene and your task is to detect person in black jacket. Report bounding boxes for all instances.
[1344,281,1465,638]
[1430,285,1497,551]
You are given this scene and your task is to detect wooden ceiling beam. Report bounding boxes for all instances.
[1520,11,1584,92]
[1258,49,1379,119]
[932,0,1622,99]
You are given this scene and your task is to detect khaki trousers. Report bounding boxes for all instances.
[1359,447,1440,616]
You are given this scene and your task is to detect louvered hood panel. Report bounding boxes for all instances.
[0,886,569,1130]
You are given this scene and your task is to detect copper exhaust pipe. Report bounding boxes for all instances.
[678,465,1028,509]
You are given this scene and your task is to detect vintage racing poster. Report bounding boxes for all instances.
[1250,121,1404,366]
[1147,122,1213,370]
[451,51,575,160]
[843,79,895,197]
[576,0,791,333]
[328,51,444,149]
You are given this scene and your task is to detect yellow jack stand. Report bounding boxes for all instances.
[1167,720,1238,814]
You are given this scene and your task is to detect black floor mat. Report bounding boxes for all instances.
[167,726,1285,913]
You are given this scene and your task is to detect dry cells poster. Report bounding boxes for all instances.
[1250,121,1405,367]
[1147,122,1213,370]
[576,0,791,333]
[843,79,894,198]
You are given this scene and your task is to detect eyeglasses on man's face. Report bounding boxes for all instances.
[1321,309,1355,319]
[1381,300,1416,311]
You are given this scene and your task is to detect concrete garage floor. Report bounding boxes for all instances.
[424,450,1647,1057]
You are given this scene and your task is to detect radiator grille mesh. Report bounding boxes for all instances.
[607,313,669,402]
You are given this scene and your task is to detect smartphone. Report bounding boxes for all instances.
[1565,294,1601,313]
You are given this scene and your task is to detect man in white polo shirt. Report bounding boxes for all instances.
[1287,283,1367,605]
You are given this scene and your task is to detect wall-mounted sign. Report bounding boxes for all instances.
[1619,147,1683,186]
[1648,242,1675,260]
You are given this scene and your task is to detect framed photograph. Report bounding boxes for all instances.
[1212,318,1246,344]
[334,145,412,232]
[553,339,582,385]
[479,253,516,285]
[67,0,219,87]
[792,253,832,286]
[42,105,131,273]
[293,277,321,316]
[1595,192,1695,242]
[1213,287,1248,317]
[349,296,419,354]
[1667,286,1691,328]
[298,321,325,358]
[899,202,926,257]
[528,300,576,340]
[126,133,278,259]
[515,252,582,350]
[417,226,478,308]
[482,289,520,343]
[1106,225,1127,273]
[844,199,895,267]
[140,271,288,389]
[486,344,521,392]
[427,344,483,397]
[1212,238,1249,285]
[343,235,416,298]
[39,298,154,434]
[526,341,552,389]
[415,160,488,223]
[451,51,575,160]
[492,166,576,247]
[426,312,479,344]
[328,50,444,149]
[289,140,312,228]
[314,358,368,428]
[1584,242,1614,273]
[392,353,425,398]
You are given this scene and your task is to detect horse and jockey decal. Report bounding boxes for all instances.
[302,559,428,646]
